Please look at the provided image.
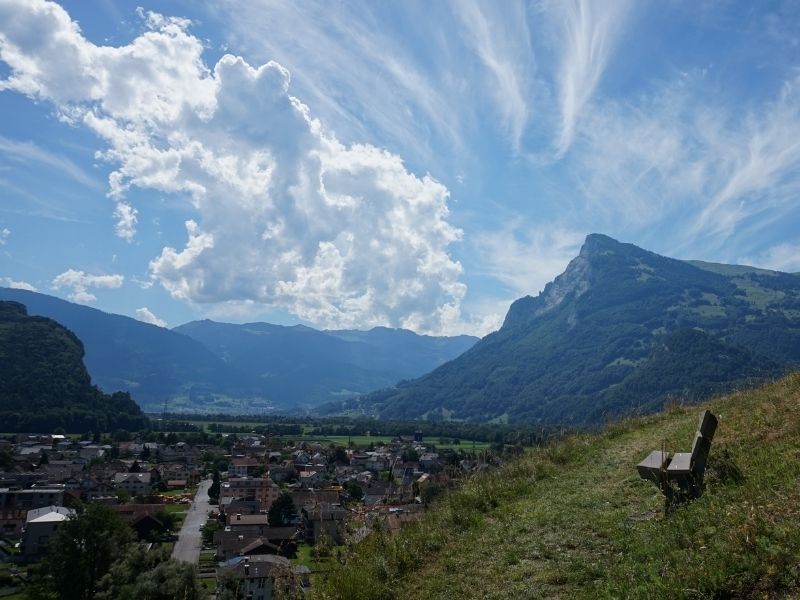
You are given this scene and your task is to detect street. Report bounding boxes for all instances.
[171,478,212,563]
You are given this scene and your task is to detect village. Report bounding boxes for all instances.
[0,429,495,598]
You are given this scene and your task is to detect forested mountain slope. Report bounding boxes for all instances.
[348,234,797,424]
[0,301,147,432]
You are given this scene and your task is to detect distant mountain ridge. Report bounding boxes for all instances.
[332,234,797,424]
[0,287,477,413]
[173,319,477,408]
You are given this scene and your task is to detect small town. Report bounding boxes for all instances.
[0,428,494,598]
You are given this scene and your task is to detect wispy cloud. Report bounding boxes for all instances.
[455,0,534,152]
[741,243,800,274]
[0,136,102,190]
[553,0,633,157]
[0,227,8,245]
[689,76,800,241]
[569,71,800,258]
[474,223,585,297]
[212,0,466,168]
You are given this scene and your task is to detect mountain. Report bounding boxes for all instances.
[173,320,477,407]
[0,301,148,432]
[316,373,800,599]
[0,287,477,413]
[0,287,258,413]
[347,234,796,424]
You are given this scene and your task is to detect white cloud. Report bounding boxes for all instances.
[1,277,36,291]
[0,1,468,334]
[742,243,800,273]
[474,225,585,297]
[113,201,138,241]
[569,72,800,256]
[135,306,166,327]
[212,1,469,165]
[0,136,101,190]
[0,227,9,245]
[455,0,534,151]
[51,269,123,303]
[552,0,633,157]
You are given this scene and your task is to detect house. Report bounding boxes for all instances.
[158,464,201,486]
[267,464,296,484]
[131,512,168,541]
[289,489,341,511]
[298,470,322,489]
[419,452,441,470]
[301,504,349,545]
[113,472,152,496]
[0,508,26,536]
[22,505,75,559]
[230,456,261,478]
[214,526,298,561]
[221,477,280,512]
[216,555,308,600]
[0,486,65,511]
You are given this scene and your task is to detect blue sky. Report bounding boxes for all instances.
[1,0,799,336]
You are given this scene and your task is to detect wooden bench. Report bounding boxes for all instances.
[637,410,718,506]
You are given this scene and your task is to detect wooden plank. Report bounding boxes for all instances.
[666,452,692,475]
[698,410,718,442]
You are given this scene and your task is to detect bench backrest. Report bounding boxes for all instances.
[690,410,718,476]
[698,410,718,443]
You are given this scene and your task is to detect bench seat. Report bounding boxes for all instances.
[665,452,692,475]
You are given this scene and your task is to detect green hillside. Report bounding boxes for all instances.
[316,372,800,599]
[356,234,798,424]
[0,301,148,432]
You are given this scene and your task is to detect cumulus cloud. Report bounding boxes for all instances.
[135,306,167,327]
[1,277,36,291]
[0,227,8,245]
[0,1,468,334]
[51,269,123,303]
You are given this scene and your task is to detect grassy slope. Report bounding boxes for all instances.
[315,373,800,599]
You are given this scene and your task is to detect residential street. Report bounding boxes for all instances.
[172,478,212,563]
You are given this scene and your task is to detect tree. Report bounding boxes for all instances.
[34,503,134,600]
[345,481,364,502]
[129,460,141,473]
[208,469,221,503]
[268,492,296,527]
[95,545,207,600]
[401,447,419,463]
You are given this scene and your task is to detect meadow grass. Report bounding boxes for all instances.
[313,373,800,600]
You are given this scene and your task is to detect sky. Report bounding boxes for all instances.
[0,0,799,337]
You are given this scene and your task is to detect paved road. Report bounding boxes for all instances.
[172,478,212,563]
